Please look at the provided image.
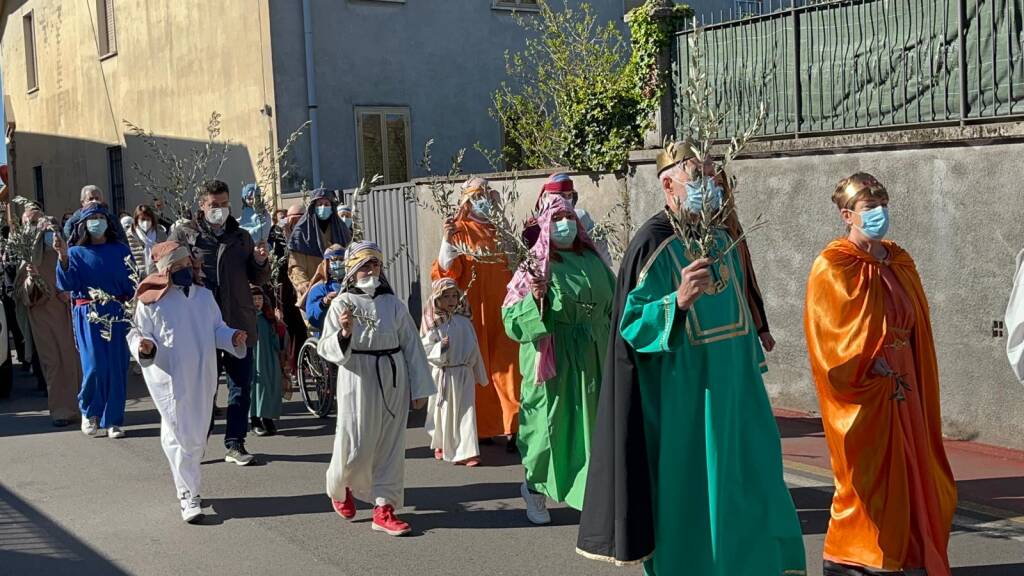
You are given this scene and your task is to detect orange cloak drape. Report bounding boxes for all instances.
[431,216,521,438]
[804,239,956,573]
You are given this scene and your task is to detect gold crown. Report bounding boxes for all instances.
[656,138,697,175]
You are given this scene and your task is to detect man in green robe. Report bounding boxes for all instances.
[576,143,806,575]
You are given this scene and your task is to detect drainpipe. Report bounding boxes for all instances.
[302,0,322,187]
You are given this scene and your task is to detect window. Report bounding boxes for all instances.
[96,0,117,56]
[24,12,38,92]
[107,146,125,214]
[355,107,410,185]
[493,0,539,10]
[32,166,44,209]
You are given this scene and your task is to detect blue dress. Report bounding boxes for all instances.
[56,241,135,428]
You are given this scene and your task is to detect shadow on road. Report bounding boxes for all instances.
[952,565,1024,575]
[0,483,130,576]
[789,486,831,536]
[776,415,825,439]
[205,493,330,520]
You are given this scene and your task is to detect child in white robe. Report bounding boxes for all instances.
[421,278,488,466]
[128,242,247,524]
[318,241,434,536]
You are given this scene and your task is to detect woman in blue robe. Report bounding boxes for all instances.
[55,204,135,438]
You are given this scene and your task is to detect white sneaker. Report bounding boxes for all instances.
[180,495,203,524]
[108,426,126,439]
[81,416,103,437]
[520,482,550,525]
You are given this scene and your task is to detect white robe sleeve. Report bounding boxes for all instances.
[127,303,158,368]
[437,239,458,271]
[398,301,436,401]
[421,327,447,368]
[464,319,489,387]
[318,297,354,367]
[208,291,246,359]
[1005,250,1024,384]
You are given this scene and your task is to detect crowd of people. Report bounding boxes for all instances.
[5,143,1024,575]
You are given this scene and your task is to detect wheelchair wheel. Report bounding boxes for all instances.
[297,338,334,418]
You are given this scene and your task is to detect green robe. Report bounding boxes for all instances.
[250,312,283,419]
[621,229,805,576]
[502,250,615,510]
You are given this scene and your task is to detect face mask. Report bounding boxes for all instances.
[356,275,380,295]
[205,207,228,226]
[683,178,724,213]
[471,198,492,217]
[139,220,152,233]
[86,219,108,238]
[550,219,578,247]
[170,267,193,288]
[340,217,353,228]
[315,206,332,221]
[329,261,345,280]
[120,217,134,230]
[854,205,890,240]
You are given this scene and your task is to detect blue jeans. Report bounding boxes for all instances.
[217,347,253,450]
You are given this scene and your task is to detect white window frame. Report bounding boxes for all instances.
[492,0,540,12]
[24,11,38,93]
[354,106,412,186]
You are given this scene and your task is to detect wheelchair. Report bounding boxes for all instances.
[296,335,335,418]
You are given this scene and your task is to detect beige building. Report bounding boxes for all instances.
[0,0,628,218]
[0,0,276,216]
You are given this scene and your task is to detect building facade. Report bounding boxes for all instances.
[0,0,625,216]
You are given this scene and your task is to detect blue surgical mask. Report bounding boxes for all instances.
[329,261,345,280]
[86,219,108,238]
[316,206,332,221]
[471,198,492,217]
[170,267,194,288]
[855,206,890,240]
[684,178,724,213]
[341,217,353,228]
[551,219,577,247]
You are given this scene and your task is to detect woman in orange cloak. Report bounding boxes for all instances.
[804,173,957,576]
[431,178,522,448]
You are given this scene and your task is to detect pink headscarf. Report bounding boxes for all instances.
[503,195,601,385]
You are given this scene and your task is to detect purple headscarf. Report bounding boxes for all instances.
[503,195,601,385]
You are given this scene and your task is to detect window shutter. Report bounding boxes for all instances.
[104,0,116,53]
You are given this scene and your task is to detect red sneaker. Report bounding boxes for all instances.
[331,488,356,520]
[372,504,411,536]
[434,449,443,460]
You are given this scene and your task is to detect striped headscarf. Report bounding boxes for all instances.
[420,277,470,335]
[343,240,385,285]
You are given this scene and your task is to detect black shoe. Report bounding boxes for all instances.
[262,418,277,436]
[505,434,519,454]
[251,417,267,436]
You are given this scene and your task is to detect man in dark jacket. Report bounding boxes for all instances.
[186,180,270,465]
[62,185,127,245]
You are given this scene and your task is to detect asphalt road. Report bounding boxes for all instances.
[1,373,1021,576]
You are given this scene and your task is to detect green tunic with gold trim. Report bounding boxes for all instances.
[629,225,804,575]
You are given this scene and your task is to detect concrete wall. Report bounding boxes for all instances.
[0,0,276,216]
[268,0,626,192]
[628,135,1024,450]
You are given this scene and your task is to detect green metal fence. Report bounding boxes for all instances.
[673,0,1024,138]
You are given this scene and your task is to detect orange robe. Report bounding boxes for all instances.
[431,217,521,438]
[804,239,956,574]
